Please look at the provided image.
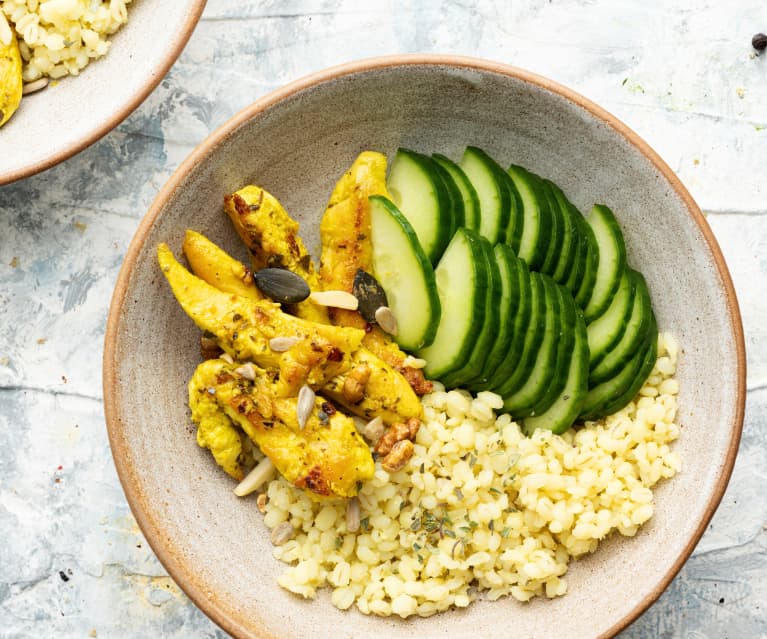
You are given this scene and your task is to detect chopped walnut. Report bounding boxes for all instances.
[382,439,414,472]
[342,364,372,404]
[375,417,420,456]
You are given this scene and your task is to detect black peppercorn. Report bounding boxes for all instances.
[753,33,767,51]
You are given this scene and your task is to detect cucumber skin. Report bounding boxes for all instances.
[572,210,599,308]
[538,178,564,277]
[522,309,589,436]
[419,228,489,379]
[388,149,454,264]
[433,154,480,232]
[368,195,441,350]
[546,179,578,286]
[462,147,512,245]
[441,236,501,388]
[587,270,636,369]
[432,158,465,235]
[582,204,627,323]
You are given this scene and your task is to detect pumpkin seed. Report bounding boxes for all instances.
[254,268,310,304]
[296,384,315,429]
[270,521,295,546]
[310,290,359,310]
[352,269,388,322]
[233,457,276,497]
[346,497,361,533]
[375,306,398,335]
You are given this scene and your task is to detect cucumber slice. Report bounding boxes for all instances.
[578,316,657,421]
[468,244,522,388]
[459,147,511,244]
[507,164,552,271]
[587,270,635,369]
[544,179,578,286]
[485,256,532,390]
[529,280,577,418]
[368,195,441,351]
[598,331,658,417]
[582,204,627,322]
[563,209,589,296]
[442,236,502,388]
[572,209,599,307]
[433,154,479,231]
[418,228,489,379]
[432,158,465,235]
[388,148,453,263]
[537,178,563,276]
[491,271,547,397]
[590,270,654,386]
[522,309,588,436]
[502,274,563,418]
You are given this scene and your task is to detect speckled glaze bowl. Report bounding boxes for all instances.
[103,56,745,639]
[0,0,206,185]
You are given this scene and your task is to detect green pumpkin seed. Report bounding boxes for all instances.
[254,268,310,304]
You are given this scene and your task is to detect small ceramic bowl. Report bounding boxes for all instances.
[0,0,206,185]
[103,56,745,639]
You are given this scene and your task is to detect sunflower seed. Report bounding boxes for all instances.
[220,353,234,365]
[310,290,359,310]
[269,336,302,352]
[346,497,361,533]
[352,269,388,322]
[254,268,310,304]
[360,416,384,444]
[296,384,315,429]
[374,306,398,335]
[270,521,295,546]
[234,363,256,381]
[22,78,49,95]
[0,13,12,47]
[402,355,426,369]
[233,458,276,497]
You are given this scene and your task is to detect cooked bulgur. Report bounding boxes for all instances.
[2,0,131,82]
[261,332,681,617]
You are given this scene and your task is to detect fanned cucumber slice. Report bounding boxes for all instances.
[545,179,578,286]
[507,164,552,270]
[579,315,657,421]
[522,309,588,436]
[485,257,532,390]
[538,178,564,276]
[432,158,465,235]
[418,228,488,379]
[599,332,658,417]
[442,236,501,388]
[369,195,441,350]
[492,271,547,397]
[582,204,627,322]
[388,148,453,263]
[460,147,512,244]
[587,270,635,369]
[503,274,563,418]
[433,154,479,231]
[469,244,522,389]
[590,270,654,386]
[571,209,599,307]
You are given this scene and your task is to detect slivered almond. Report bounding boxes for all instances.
[233,458,275,497]
[296,384,315,429]
[310,290,359,310]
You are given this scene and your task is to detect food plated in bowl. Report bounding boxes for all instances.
[0,0,206,184]
[103,56,745,638]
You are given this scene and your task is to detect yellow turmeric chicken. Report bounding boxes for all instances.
[190,358,374,499]
[0,19,22,127]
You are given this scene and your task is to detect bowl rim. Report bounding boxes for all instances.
[103,53,746,639]
[0,0,208,186]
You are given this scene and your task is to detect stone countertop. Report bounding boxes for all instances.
[0,1,765,637]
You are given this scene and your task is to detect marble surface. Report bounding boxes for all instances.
[0,1,765,637]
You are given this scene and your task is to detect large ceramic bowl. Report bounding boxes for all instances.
[103,56,745,638]
[0,0,206,185]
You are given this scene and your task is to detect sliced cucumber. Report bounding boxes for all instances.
[507,164,552,271]
[590,270,654,386]
[442,236,502,388]
[563,208,589,296]
[388,148,453,263]
[491,271,547,397]
[599,331,658,417]
[369,195,441,350]
[582,204,627,322]
[537,177,563,276]
[587,269,635,369]
[544,179,578,286]
[522,308,588,436]
[433,154,479,232]
[468,244,522,389]
[432,157,465,235]
[529,280,577,418]
[460,147,511,244]
[578,316,657,421]
[572,209,599,307]
[502,274,562,418]
[485,256,532,390]
[418,228,489,379]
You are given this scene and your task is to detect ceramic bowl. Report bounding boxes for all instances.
[0,0,207,185]
[103,56,745,639]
